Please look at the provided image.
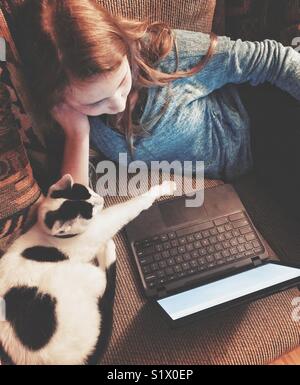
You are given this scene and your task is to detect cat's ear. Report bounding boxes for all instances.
[48,174,73,197]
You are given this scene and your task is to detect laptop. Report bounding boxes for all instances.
[124,184,300,327]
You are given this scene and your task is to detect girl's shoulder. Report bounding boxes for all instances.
[148,28,231,73]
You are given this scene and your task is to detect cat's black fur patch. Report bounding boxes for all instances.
[45,201,94,229]
[51,184,91,201]
[4,286,57,351]
[22,246,68,262]
[86,262,116,365]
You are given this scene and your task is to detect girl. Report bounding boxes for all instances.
[21,0,300,187]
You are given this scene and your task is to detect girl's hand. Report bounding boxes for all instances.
[51,103,90,139]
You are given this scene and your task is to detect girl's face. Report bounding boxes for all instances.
[64,55,132,116]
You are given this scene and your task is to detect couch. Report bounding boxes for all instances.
[0,0,299,365]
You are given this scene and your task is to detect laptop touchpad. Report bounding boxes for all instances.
[159,197,208,227]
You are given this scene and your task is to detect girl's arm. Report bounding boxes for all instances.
[222,37,300,101]
[164,30,300,101]
[61,131,90,186]
[51,103,91,186]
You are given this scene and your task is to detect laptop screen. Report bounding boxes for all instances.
[157,263,300,321]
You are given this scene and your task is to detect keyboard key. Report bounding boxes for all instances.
[194,232,203,240]
[252,240,261,248]
[238,236,246,244]
[165,267,174,275]
[175,255,184,264]
[161,251,170,259]
[198,257,206,265]
[209,236,217,244]
[198,249,207,256]
[170,248,178,257]
[225,231,233,240]
[168,232,176,239]
[145,273,157,282]
[157,270,165,278]
[217,234,225,242]
[230,247,238,255]
[237,245,245,253]
[178,246,186,254]
[186,243,194,252]
[214,217,229,226]
[159,261,167,269]
[201,239,210,247]
[229,212,245,221]
[140,256,153,265]
[245,233,256,241]
[194,241,202,248]
[207,246,215,254]
[230,238,238,246]
[183,253,191,261]
[210,228,218,236]
[163,242,171,250]
[182,262,190,270]
[222,250,230,258]
[206,255,215,263]
[202,230,210,238]
[190,260,198,268]
[139,245,155,255]
[214,252,223,260]
[179,237,187,245]
[223,241,231,249]
[215,244,223,251]
[188,268,197,275]
[176,221,214,237]
[226,256,235,262]
[245,243,253,250]
[225,223,233,231]
[150,263,159,271]
[254,247,264,253]
[160,234,168,242]
[187,235,195,242]
[192,250,199,258]
[217,260,226,266]
[208,262,216,269]
[167,258,175,266]
[217,225,226,233]
[240,226,252,235]
[232,230,240,237]
[171,239,179,247]
[168,275,177,282]
[174,265,182,273]
[142,265,151,274]
[155,244,164,252]
[233,219,249,229]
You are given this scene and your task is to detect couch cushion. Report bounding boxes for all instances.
[0,62,41,255]
[98,0,216,33]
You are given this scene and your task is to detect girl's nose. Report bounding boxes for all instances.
[109,92,126,112]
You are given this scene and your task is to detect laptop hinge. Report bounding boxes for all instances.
[252,256,263,267]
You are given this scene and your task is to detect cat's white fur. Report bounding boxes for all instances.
[0,174,177,365]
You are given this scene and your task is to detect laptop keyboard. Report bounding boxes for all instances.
[133,211,265,291]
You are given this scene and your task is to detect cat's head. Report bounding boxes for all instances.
[38,174,104,237]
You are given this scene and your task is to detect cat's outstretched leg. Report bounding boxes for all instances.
[98,181,177,241]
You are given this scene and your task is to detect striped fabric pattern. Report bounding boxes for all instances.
[0,63,41,255]
[97,0,216,33]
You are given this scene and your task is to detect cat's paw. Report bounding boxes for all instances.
[160,181,177,196]
[149,181,177,199]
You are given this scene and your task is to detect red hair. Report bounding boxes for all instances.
[22,0,217,156]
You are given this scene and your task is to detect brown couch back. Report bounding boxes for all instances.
[98,0,216,33]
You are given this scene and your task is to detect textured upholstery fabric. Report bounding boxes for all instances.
[0,63,41,255]
[98,0,216,33]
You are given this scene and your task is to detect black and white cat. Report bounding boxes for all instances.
[0,174,176,365]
